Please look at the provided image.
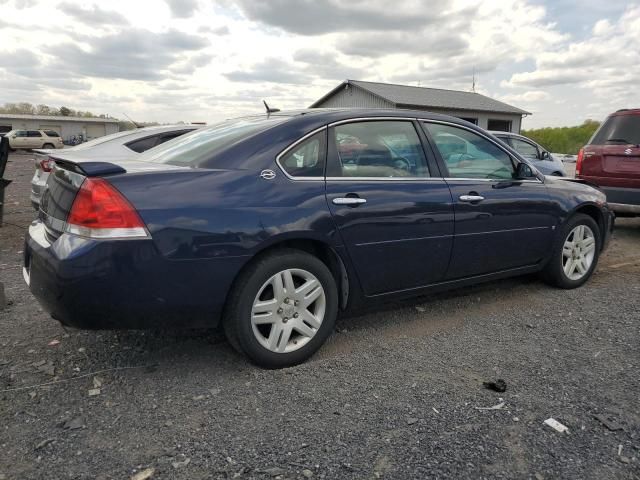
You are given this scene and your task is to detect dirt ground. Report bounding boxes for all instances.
[1,152,639,479]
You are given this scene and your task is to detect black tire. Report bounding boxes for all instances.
[541,213,601,289]
[42,143,54,149]
[223,249,338,368]
[551,171,564,176]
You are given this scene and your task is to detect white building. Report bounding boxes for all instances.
[310,80,530,133]
[0,114,119,142]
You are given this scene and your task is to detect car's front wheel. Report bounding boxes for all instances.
[223,249,338,368]
[541,213,601,288]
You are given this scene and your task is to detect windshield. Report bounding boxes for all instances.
[138,116,287,167]
[591,115,640,145]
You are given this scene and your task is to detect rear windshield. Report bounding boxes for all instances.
[138,116,287,167]
[591,115,640,145]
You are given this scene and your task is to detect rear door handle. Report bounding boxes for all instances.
[332,197,367,206]
[459,195,485,202]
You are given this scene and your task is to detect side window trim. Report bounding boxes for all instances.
[420,120,531,181]
[275,126,327,180]
[326,119,433,180]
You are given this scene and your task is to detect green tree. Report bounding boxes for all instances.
[522,120,601,155]
[59,106,72,116]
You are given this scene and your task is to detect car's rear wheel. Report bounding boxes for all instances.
[42,143,54,149]
[541,213,600,288]
[223,249,338,368]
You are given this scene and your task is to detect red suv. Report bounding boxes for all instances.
[577,109,640,215]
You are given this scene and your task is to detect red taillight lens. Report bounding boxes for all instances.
[576,148,584,176]
[39,158,54,172]
[65,178,148,239]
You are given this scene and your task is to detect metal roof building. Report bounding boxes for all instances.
[0,114,119,142]
[310,80,531,133]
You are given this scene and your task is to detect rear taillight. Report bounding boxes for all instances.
[39,158,54,172]
[65,178,149,239]
[576,148,584,176]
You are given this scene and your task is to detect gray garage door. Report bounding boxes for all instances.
[86,124,106,139]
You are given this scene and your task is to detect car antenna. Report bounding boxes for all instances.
[122,113,142,129]
[263,100,280,116]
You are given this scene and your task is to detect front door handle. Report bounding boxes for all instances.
[459,195,485,202]
[333,197,367,206]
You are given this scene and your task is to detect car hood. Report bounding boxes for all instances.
[544,175,607,202]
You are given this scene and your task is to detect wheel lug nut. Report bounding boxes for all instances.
[277,308,283,314]
[284,298,290,304]
[293,313,299,318]
[283,318,288,323]
[294,300,299,306]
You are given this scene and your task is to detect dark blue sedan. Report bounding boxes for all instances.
[24,109,614,368]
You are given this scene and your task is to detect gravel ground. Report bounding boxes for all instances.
[1,152,639,479]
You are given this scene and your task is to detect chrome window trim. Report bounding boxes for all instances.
[325,176,444,182]
[276,116,543,184]
[275,125,328,181]
[420,119,544,183]
[327,116,419,127]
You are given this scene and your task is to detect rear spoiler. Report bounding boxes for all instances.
[52,158,127,177]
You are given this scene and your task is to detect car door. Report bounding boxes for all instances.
[27,130,43,148]
[12,130,28,148]
[325,119,454,296]
[421,121,557,280]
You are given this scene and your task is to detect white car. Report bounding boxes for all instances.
[30,125,201,209]
[7,129,64,150]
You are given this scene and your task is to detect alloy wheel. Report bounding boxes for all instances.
[251,268,326,353]
[562,225,596,281]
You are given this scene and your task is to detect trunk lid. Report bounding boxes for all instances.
[39,158,187,242]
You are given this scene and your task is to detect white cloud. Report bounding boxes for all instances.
[0,0,636,128]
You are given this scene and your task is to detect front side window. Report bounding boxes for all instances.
[424,123,515,180]
[15,131,27,137]
[279,131,325,177]
[510,138,539,159]
[330,121,429,178]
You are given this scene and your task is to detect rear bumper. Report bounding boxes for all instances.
[24,221,246,330]
[600,186,640,206]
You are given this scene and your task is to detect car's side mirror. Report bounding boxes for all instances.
[11,135,16,139]
[515,162,536,179]
[540,151,549,160]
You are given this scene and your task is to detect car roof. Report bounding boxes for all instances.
[35,124,201,158]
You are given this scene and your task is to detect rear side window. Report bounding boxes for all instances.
[126,130,195,153]
[279,131,326,178]
[591,115,640,145]
[126,135,160,153]
[44,130,60,137]
[28,130,42,137]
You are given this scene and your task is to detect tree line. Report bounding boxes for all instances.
[522,120,601,154]
[0,102,142,131]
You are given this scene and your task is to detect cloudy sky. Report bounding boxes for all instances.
[0,0,638,128]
